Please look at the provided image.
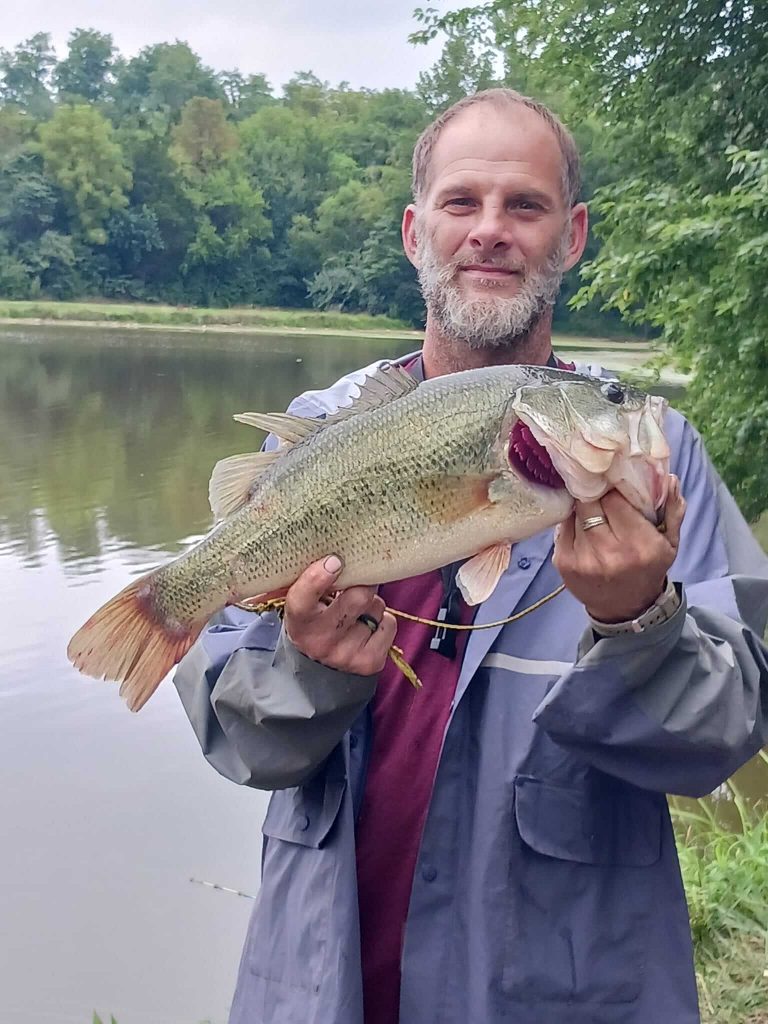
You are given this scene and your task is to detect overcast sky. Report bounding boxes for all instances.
[2,0,470,92]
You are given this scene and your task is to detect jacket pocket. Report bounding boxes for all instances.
[503,775,662,1006]
[244,770,347,991]
[261,769,346,848]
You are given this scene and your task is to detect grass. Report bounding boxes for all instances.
[673,759,768,1023]
[0,299,652,349]
[0,298,416,335]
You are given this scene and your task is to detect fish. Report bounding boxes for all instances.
[67,362,670,711]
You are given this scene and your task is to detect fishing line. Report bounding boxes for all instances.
[234,584,566,690]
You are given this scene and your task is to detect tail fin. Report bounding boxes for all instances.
[67,573,204,712]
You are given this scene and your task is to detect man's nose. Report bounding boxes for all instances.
[468,205,512,250]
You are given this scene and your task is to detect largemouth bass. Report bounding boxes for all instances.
[67,363,669,710]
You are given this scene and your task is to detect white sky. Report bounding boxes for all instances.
[2,0,471,92]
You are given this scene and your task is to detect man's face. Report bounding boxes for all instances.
[404,103,587,349]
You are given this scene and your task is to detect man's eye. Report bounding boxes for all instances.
[446,198,474,207]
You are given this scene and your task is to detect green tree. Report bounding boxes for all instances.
[170,97,237,176]
[112,41,223,122]
[38,104,132,244]
[54,28,116,103]
[219,71,274,120]
[123,130,196,295]
[0,33,56,117]
[416,32,498,114]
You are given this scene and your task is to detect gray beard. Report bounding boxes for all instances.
[416,229,569,351]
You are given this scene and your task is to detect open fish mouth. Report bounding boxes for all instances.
[510,384,671,520]
[508,421,566,490]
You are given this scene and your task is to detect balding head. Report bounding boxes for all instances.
[412,89,581,209]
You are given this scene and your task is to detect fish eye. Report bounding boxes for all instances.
[601,381,625,404]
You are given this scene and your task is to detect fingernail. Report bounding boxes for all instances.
[323,554,343,575]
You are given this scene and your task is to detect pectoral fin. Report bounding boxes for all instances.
[456,542,512,605]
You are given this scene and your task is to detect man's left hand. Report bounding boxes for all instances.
[553,475,686,624]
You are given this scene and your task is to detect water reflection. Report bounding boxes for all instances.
[0,325,420,565]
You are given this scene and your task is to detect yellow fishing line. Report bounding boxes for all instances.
[234,584,566,690]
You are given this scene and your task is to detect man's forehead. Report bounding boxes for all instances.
[432,158,550,188]
[425,105,564,194]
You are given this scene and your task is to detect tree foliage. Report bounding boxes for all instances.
[38,104,132,244]
[0,29,627,336]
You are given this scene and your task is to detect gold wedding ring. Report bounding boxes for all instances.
[581,515,608,531]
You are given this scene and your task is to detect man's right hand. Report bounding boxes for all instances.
[283,555,397,676]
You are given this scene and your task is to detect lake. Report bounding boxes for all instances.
[0,323,764,1024]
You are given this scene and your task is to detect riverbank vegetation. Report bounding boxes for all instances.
[673,766,768,1023]
[0,299,413,334]
[0,33,627,335]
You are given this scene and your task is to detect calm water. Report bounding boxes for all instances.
[0,324,764,1024]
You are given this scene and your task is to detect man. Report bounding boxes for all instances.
[174,90,768,1024]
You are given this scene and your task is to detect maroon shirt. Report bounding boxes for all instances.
[354,353,575,1023]
[355,570,473,1024]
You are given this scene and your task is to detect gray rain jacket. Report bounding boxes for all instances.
[174,358,768,1024]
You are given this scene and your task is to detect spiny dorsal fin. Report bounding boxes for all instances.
[325,362,419,426]
[208,450,280,520]
[215,363,419,519]
[233,363,419,441]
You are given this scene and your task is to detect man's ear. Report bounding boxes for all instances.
[562,202,589,272]
[402,205,419,268]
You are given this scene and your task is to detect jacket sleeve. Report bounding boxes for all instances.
[173,608,377,790]
[533,416,768,797]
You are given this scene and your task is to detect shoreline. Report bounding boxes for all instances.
[0,316,425,343]
[0,299,647,348]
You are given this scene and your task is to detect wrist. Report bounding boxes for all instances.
[588,578,681,636]
[585,575,668,625]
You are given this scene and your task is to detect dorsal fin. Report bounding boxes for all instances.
[213,363,419,519]
[233,363,419,440]
[233,411,321,443]
[208,450,280,520]
[325,362,419,425]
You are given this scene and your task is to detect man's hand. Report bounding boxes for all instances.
[553,475,686,624]
[283,555,397,675]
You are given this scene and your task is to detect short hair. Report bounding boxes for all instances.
[411,88,581,207]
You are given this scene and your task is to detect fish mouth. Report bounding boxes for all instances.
[508,420,566,489]
[511,391,671,521]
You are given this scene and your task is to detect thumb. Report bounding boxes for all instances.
[288,554,345,615]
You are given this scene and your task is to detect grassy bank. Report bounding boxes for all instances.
[0,299,416,335]
[0,299,651,349]
[673,768,768,1023]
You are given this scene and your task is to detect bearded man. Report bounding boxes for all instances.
[174,90,768,1024]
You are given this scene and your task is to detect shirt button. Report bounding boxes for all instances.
[517,556,531,570]
[421,865,438,883]
[349,734,358,750]
[297,815,310,831]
